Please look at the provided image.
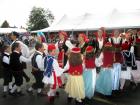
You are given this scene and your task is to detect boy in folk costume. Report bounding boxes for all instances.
[2,45,12,97]
[83,46,96,100]
[43,44,65,102]
[9,42,31,96]
[64,47,85,105]
[27,43,46,96]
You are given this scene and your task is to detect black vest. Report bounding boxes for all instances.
[31,52,42,70]
[58,40,68,53]
[10,52,23,71]
[2,53,10,69]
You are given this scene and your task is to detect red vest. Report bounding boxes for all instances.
[85,58,96,69]
[103,51,114,68]
[68,64,83,75]
[136,38,140,43]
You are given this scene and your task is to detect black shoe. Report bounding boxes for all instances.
[26,89,33,94]
[2,92,7,98]
[48,96,55,104]
[37,92,46,97]
[75,100,85,105]
[9,92,17,96]
[55,91,59,97]
[67,97,72,103]
[17,92,25,96]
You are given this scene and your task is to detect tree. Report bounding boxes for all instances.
[27,7,55,31]
[1,20,10,28]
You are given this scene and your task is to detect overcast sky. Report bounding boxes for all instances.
[0,0,140,28]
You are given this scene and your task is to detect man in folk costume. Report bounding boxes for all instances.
[134,31,140,60]
[76,33,89,54]
[120,42,137,90]
[55,31,74,88]
[43,44,65,103]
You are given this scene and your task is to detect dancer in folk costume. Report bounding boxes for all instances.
[76,33,89,54]
[96,42,114,96]
[109,29,123,91]
[10,31,30,84]
[27,43,46,96]
[64,47,85,105]
[43,44,65,103]
[83,46,96,100]
[56,31,74,68]
[2,45,12,97]
[120,42,137,90]
[94,27,106,74]
[9,42,31,96]
[130,31,140,84]
[55,31,74,88]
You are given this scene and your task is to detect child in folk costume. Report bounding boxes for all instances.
[83,46,96,100]
[43,44,65,102]
[27,43,46,96]
[9,42,31,96]
[64,47,85,105]
[2,45,12,97]
[120,43,137,90]
[55,31,74,88]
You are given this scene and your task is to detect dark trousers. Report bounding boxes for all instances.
[3,69,12,86]
[32,71,44,89]
[23,71,30,82]
[12,71,23,86]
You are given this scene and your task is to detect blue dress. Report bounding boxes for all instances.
[96,68,113,95]
[83,68,96,99]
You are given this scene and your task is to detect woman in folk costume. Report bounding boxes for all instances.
[55,31,74,88]
[55,31,74,68]
[96,42,114,96]
[94,27,106,74]
[130,31,140,84]
[76,33,89,54]
[109,29,123,91]
[64,47,85,105]
[120,42,137,90]
[83,46,96,100]
[43,44,65,103]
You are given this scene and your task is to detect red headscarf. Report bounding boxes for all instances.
[58,30,68,40]
[95,27,106,40]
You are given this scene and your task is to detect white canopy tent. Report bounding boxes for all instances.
[32,9,140,33]
[0,28,27,34]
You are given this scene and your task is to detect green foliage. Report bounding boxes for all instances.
[27,7,54,31]
[1,20,10,28]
